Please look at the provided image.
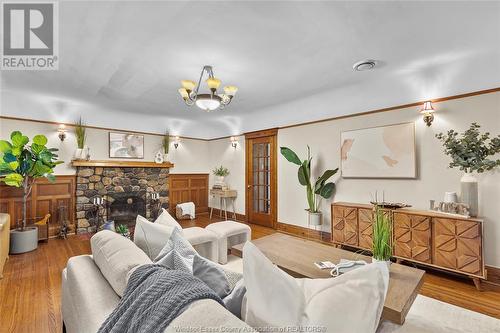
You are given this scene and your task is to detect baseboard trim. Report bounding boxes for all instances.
[208,208,246,222]
[276,222,331,242]
[484,265,500,291]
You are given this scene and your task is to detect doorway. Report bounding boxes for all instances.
[245,129,278,228]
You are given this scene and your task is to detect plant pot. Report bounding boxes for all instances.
[308,211,322,226]
[215,176,226,187]
[460,173,478,217]
[163,153,169,162]
[74,147,89,160]
[9,227,38,254]
[372,257,391,269]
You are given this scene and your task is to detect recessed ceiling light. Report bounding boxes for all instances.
[352,59,377,71]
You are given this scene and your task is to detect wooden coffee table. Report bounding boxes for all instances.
[231,233,425,325]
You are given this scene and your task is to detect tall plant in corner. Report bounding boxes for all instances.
[436,122,500,217]
[0,132,63,230]
[280,146,338,226]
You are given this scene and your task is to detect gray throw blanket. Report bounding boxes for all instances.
[98,264,224,333]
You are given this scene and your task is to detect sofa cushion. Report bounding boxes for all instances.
[156,208,183,231]
[243,242,389,332]
[134,215,175,259]
[193,254,231,298]
[91,230,152,297]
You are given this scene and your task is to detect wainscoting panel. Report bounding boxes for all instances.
[169,174,209,214]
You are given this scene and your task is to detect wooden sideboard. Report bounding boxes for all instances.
[331,202,485,287]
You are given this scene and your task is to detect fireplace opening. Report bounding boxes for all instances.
[107,192,146,228]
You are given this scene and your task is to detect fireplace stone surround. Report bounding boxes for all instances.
[75,166,169,233]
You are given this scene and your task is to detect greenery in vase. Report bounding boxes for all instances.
[213,165,230,177]
[74,117,86,149]
[436,122,500,173]
[372,205,392,261]
[0,131,63,230]
[162,131,170,154]
[115,224,129,237]
[280,146,338,213]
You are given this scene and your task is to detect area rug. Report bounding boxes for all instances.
[222,256,500,333]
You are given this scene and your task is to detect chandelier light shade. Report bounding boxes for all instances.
[178,65,237,112]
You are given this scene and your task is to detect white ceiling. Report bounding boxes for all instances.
[1,1,499,139]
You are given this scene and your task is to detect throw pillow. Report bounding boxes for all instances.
[223,278,247,318]
[133,215,175,260]
[155,208,183,231]
[243,242,389,333]
[193,254,231,298]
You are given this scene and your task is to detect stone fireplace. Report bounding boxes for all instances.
[74,163,170,233]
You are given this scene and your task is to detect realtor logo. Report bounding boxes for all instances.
[1,2,58,70]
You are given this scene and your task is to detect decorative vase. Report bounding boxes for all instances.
[372,257,391,269]
[163,153,169,162]
[460,173,478,217]
[74,148,84,160]
[444,192,458,203]
[215,176,226,186]
[308,211,322,226]
[9,227,38,254]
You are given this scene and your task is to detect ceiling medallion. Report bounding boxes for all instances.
[178,65,238,112]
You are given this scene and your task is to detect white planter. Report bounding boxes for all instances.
[74,146,89,160]
[372,257,391,269]
[9,227,38,254]
[163,153,169,162]
[215,176,226,187]
[460,173,478,217]
[308,211,322,226]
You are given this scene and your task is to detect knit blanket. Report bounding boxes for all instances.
[98,264,224,333]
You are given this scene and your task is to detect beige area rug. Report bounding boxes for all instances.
[222,255,500,333]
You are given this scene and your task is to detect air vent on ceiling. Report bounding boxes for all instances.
[352,59,377,71]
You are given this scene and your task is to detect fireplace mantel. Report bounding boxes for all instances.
[71,160,174,168]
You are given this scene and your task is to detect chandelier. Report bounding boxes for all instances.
[178,65,238,112]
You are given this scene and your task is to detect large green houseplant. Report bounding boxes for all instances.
[0,131,63,253]
[436,123,500,217]
[280,146,338,226]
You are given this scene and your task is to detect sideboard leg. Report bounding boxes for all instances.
[396,258,403,264]
[472,277,483,291]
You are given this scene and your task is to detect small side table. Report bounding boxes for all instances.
[210,189,237,220]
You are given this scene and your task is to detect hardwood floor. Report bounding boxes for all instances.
[0,213,499,333]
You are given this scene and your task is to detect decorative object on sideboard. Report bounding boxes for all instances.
[154,151,164,164]
[57,124,67,141]
[280,146,338,227]
[0,131,63,254]
[74,117,88,160]
[436,122,500,217]
[369,201,412,209]
[443,191,458,203]
[371,195,392,268]
[213,165,230,189]
[109,132,144,159]
[162,131,170,160]
[419,101,435,127]
[340,122,417,178]
[178,65,238,112]
[173,136,180,149]
[230,136,239,149]
[429,200,470,217]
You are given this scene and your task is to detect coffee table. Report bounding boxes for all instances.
[231,233,425,325]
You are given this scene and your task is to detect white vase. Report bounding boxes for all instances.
[215,176,225,186]
[163,153,169,162]
[308,211,322,226]
[460,173,478,217]
[444,192,458,203]
[372,257,391,269]
[74,148,84,160]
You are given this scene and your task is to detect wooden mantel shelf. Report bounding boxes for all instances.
[71,160,174,168]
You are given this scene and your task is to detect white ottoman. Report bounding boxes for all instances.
[206,221,251,264]
[183,227,218,262]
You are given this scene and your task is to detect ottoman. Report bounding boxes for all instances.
[206,221,251,264]
[183,227,218,262]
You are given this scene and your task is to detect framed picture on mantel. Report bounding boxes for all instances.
[340,122,416,178]
[109,132,144,159]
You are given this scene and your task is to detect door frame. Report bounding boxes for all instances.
[245,128,278,229]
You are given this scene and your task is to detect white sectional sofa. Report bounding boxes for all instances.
[61,230,253,333]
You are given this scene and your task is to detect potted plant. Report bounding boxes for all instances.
[74,117,87,160]
[280,146,338,226]
[213,165,230,186]
[115,224,130,239]
[0,131,63,253]
[162,131,170,161]
[436,123,500,217]
[372,205,392,268]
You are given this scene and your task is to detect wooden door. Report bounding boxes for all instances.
[245,129,277,228]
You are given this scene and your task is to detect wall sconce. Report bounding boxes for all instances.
[420,101,435,127]
[230,136,239,149]
[57,124,67,141]
[173,136,180,149]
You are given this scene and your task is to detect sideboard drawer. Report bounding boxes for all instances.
[393,212,432,263]
[332,206,358,246]
[433,218,483,277]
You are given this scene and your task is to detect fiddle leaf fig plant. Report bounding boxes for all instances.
[0,131,63,230]
[280,146,338,213]
[436,123,500,173]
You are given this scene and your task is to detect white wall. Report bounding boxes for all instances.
[277,92,500,267]
[207,136,246,215]
[0,118,211,175]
